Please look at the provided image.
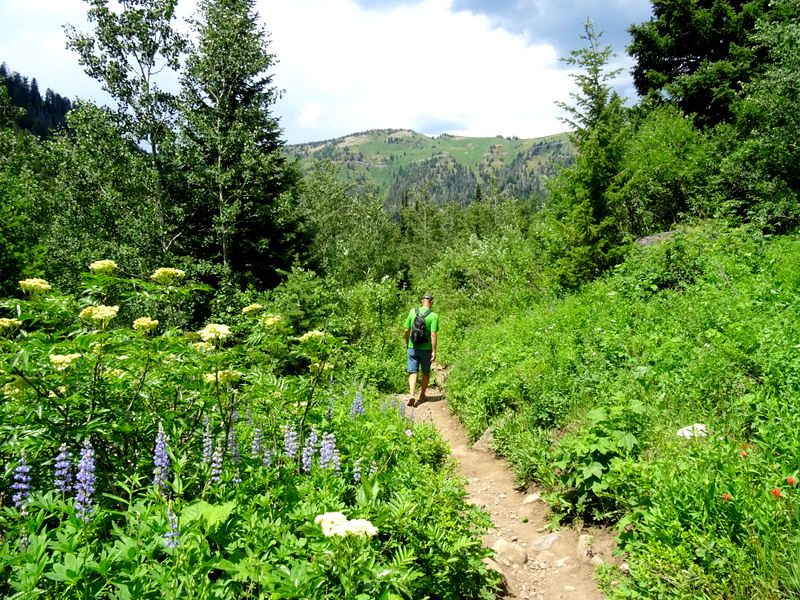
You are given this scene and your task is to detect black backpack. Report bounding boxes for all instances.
[410,308,432,345]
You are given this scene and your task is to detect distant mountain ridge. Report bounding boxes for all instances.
[285,128,575,208]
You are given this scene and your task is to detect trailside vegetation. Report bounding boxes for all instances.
[2,0,800,597]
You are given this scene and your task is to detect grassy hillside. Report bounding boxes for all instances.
[439,223,800,598]
[285,129,575,207]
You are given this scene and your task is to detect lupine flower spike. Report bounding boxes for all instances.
[54,444,73,493]
[12,452,32,511]
[153,423,171,492]
[75,439,96,521]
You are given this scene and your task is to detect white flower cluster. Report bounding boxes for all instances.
[242,303,263,315]
[89,260,117,274]
[79,305,120,326]
[133,317,159,333]
[299,330,325,342]
[198,323,230,342]
[49,353,82,371]
[203,370,242,385]
[314,512,378,538]
[0,318,22,332]
[263,314,282,328]
[676,423,708,438]
[19,278,51,294]
[150,267,186,284]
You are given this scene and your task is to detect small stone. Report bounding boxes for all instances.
[493,538,529,566]
[499,493,507,499]
[554,556,570,568]
[511,535,518,542]
[564,585,576,592]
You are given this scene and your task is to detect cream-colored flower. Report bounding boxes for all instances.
[79,305,119,326]
[89,260,117,274]
[198,323,230,342]
[2,377,26,399]
[203,370,242,385]
[346,518,378,537]
[132,317,159,333]
[310,362,334,374]
[262,314,282,327]
[49,353,82,371]
[150,267,186,284]
[192,341,214,352]
[0,318,22,332]
[19,278,51,294]
[104,368,124,378]
[299,330,325,342]
[242,303,263,315]
[314,512,377,537]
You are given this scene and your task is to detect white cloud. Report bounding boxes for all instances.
[263,0,572,142]
[298,103,323,128]
[1,0,577,144]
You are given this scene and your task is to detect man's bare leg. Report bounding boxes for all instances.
[419,372,430,403]
[408,372,418,405]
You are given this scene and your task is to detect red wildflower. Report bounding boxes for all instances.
[740,450,748,457]
[771,488,782,498]
[722,493,731,501]
[787,476,797,486]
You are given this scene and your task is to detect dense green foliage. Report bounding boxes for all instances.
[446,224,800,597]
[0,270,499,599]
[2,0,800,597]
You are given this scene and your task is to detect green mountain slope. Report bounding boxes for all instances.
[285,128,575,208]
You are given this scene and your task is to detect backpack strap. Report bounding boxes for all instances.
[422,309,432,317]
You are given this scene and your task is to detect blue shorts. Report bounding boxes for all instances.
[407,348,432,374]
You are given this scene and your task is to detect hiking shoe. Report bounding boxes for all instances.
[407,395,415,407]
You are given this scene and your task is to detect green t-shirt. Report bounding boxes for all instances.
[404,307,439,350]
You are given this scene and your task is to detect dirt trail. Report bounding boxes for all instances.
[409,370,617,600]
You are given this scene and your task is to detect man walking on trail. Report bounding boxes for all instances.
[404,292,439,407]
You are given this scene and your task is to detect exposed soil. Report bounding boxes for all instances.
[407,369,619,599]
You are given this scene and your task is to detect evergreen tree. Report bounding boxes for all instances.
[628,0,772,127]
[546,20,628,288]
[178,0,305,289]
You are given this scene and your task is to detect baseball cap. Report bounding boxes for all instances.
[422,293,434,300]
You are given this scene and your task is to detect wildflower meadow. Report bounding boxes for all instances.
[0,267,499,599]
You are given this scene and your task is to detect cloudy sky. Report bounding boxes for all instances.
[1,0,653,144]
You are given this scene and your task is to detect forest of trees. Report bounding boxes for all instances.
[1,63,72,138]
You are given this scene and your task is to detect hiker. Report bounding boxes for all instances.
[403,292,439,407]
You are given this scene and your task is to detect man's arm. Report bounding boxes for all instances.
[404,328,410,347]
[430,332,437,362]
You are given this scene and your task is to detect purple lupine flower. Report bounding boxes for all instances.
[262,448,273,468]
[202,416,213,464]
[353,457,363,483]
[75,439,96,521]
[320,432,340,471]
[399,402,407,417]
[12,452,32,509]
[54,444,73,493]
[325,397,335,422]
[350,391,365,417]
[408,409,416,422]
[210,443,224,483]
[232,468,242,484]
[153,423,170,491]
[251,428,263,459]
[283,423,299,459]
[301,428,319,472]
[369,461,378,478]
[228,427,241,464]
[244,407,253,426]
[164,507,181,548]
